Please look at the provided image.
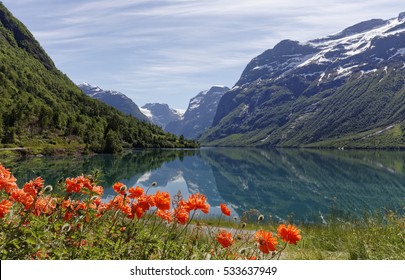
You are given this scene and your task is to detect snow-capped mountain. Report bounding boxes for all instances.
[203,12,405,148]
[140,103,184,129]
[235,13,405,88]
[166,86,230,139]
[78,83,149,122]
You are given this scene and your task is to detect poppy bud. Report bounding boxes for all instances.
[239,248,247,254]
[61,223,71,233]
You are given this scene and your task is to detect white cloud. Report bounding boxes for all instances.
[2,0,404,109]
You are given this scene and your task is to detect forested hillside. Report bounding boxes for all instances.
[0,3,198,154]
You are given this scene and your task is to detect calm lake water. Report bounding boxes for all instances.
[3,148,405,223]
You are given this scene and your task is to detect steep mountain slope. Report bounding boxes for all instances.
[140,103,184,129]
[0,3,198,153]
[78,83,149,122]
[166,86,229,139]
[202,13,405,148]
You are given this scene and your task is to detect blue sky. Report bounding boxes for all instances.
[2,0,404,109]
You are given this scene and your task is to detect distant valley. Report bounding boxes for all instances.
[80,12,405,148]
[165,86,230,139]
[81,84,229,140]
[140,103,184,130]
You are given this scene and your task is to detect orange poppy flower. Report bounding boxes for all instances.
[112,182,127,195]
[62,199,86,220]
[277,224,302,245]
[254,229,278,254]
[0,164,12,177]
[186,193,210,214]
[0,165,17,193]
[175,208,189,225]
[121,204,132,217]
[177,199,189,209]
[33,196,56,216]
[92,185,104,196]
[23,177,44,196]
[62,199,73,210]
[0,199,13,218]
[65,178,80,193]
[156,209,173,223]
[134,194,151,212]
[128,186,144,199]
[107,195,130,212]
[220,203,231,216]
[63,211,74,221]
[16,191,34,210]
[131,204,145,219]
[96,202,107,217]
[91,197,102,207]
[65,175,92,194]
[216,230,234,248]
[151,191,171,211]
[9,188,26,202]
[75,201,88,212]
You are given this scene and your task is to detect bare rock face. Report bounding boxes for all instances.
[166,86,230,139]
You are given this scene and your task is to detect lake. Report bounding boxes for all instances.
[2,148,405,223]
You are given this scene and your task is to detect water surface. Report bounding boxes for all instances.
[3,148,404,223]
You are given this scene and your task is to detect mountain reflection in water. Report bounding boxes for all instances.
[4,148,405,223]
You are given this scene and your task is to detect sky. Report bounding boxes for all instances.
[2,0,404,110]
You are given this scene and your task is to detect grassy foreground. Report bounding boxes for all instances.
[0,163,403,260]
[272,211,404,260]
[199,208,404,260]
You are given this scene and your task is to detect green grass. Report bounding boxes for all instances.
[199,210,405,260]
[292,211,405,260]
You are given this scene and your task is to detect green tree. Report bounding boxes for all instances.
[104,130,122,153]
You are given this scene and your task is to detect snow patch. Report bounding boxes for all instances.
[301,17,405,68]
[188,96,204,111]
[389,47,405,59]
[173,108,186,118]
[365,68,378,74]
[317,72,326,86]
[212,85,228,89]
[260,135,270,142]
[140,108,152,119]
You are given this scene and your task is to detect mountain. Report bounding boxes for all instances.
[78,83,149,122]
[0,3,198,154]
[166,86,230,139]
[140,103,184,129]
[202,13,405,148]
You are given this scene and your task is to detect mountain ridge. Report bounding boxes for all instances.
[78,83,150,122]
[202,12,405,148]
[140,103,184,129]
[166,85,230,139]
